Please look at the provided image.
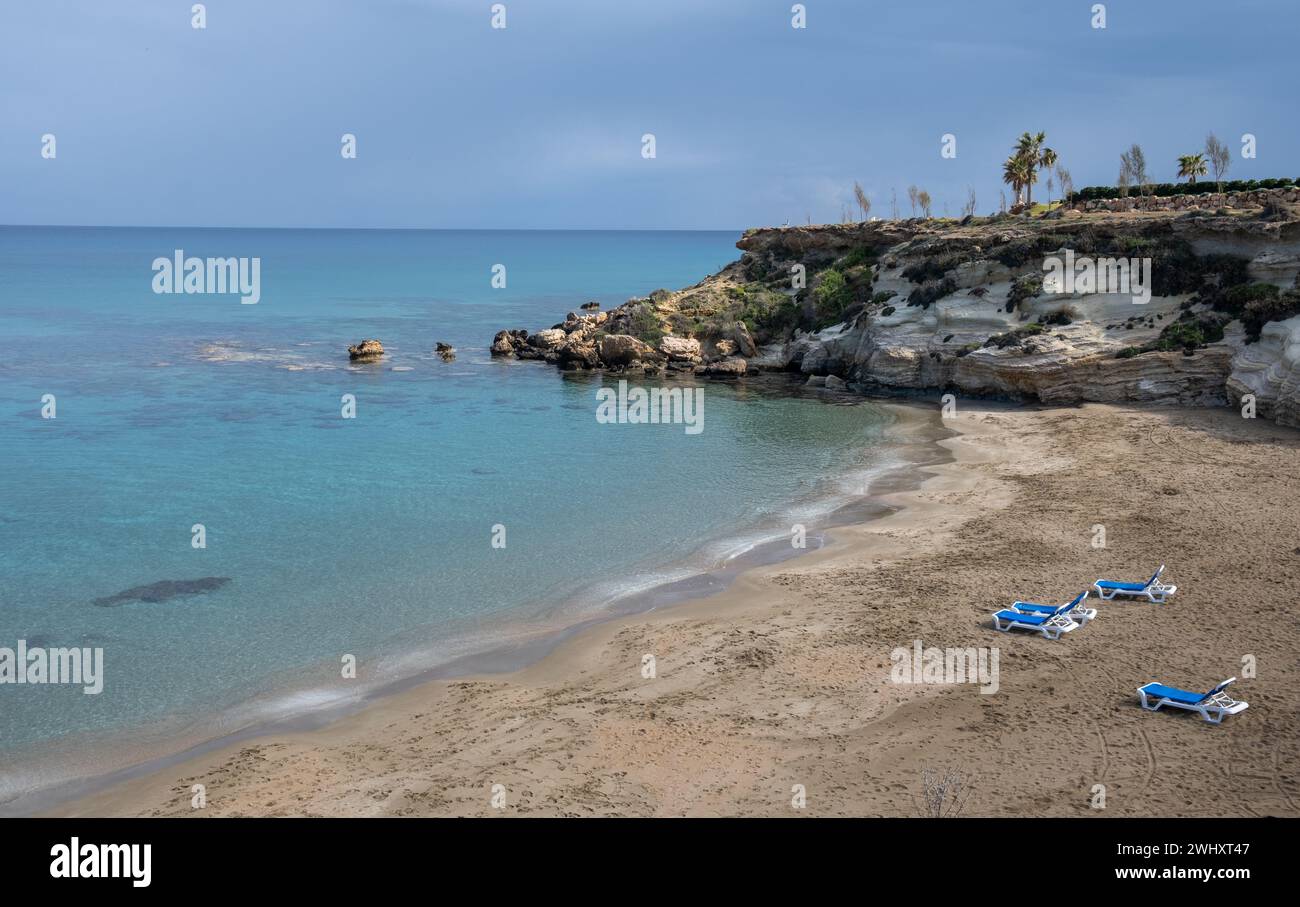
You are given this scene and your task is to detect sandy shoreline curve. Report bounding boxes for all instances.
[5,394,933,815]
[41,401,1300,817]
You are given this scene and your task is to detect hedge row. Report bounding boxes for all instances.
[1072,178,1297,202]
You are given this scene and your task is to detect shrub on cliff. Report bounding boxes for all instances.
[812,269,853,324]
[836,247,878,270]
[1115,311,1230,357]
[626,304,665,345]
[1007,275,1043,311]
[907,278,957,309]
[901,254,961,283]
[984,322,1045,350]
[1222,282,1280,316]
[1242,290,1300,343]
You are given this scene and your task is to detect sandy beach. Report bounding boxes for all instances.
[46,402,1300,818]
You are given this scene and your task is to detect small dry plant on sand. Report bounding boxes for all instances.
[915,768,977,818]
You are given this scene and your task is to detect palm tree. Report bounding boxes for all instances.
[1013,131,1056,207]
[1177,153,1208,184]
[1002,154,1031,208]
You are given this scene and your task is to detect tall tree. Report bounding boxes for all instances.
[1120,144,1150,199]
[853,181,872,220]
[1177,153,1208,184]
[907,185,919,218]
[1055,165,1074,206]
[1205,133,1230,192]
[917,190,932,219]
[1013,131,1056,207]
[1002,154,1031,207]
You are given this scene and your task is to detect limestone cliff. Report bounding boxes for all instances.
[492,188,1300,427]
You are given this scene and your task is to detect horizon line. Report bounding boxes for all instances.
[0,223,751,233]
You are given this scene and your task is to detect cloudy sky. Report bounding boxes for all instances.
[2,0,1296,229]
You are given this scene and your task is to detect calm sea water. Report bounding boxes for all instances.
[0,227,896,797]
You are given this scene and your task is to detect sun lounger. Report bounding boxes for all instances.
[1010,590,1096,625]
[1137,677,1248,724]
[1094,564,1177,603]
[992,593,1084,640]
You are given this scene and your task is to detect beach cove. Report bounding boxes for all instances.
[42,402,1300,817]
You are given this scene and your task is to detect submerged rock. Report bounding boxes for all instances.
[92,577,231,607]
[348,339,384,361]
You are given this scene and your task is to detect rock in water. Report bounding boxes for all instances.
[580,301,600,310]
[596,334,662,368]
[701,357,748,378]
[435,342,456,361]
[348,339,384,361]
[92,577,232,607]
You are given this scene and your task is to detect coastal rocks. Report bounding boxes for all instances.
[597,334,663,369]
[527,328,568,351]
[701,357,748,378]
[489,202,1300,421]
[557,336,600,369]
[347,339,384,361]
[730,321,758,358]
[435,342,456,361]
[580,301,601,310]
[1226,314,1300,427]
[658,336,702,365]
[491,329,530,356]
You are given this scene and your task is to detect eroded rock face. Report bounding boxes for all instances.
[597,334,662,368]
[491,329,531,356]
[659,336,702,362]
[348,339,384,361]
[558,336,600,370]
[1227,314,1300,427]
[528,328,568,351]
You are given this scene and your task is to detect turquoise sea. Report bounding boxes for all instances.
[0,227,899,804]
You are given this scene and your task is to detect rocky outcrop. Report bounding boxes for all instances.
[596,334,663,368]
[1226,314,1300,427]
[348,339,384,361]
[490,200,1300,423]
[659,336,702,367]
[701,357,748,378]
[491,329,529,356]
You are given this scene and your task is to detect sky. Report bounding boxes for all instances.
[2,0,1297,230]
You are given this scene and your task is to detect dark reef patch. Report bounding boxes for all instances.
[92,577,231,607]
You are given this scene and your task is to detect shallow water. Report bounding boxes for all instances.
[0,227,899,798]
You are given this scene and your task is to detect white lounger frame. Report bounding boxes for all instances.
[992,610,1080,640]
[1094,564,1177,603]
[1137,678,1249,724]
